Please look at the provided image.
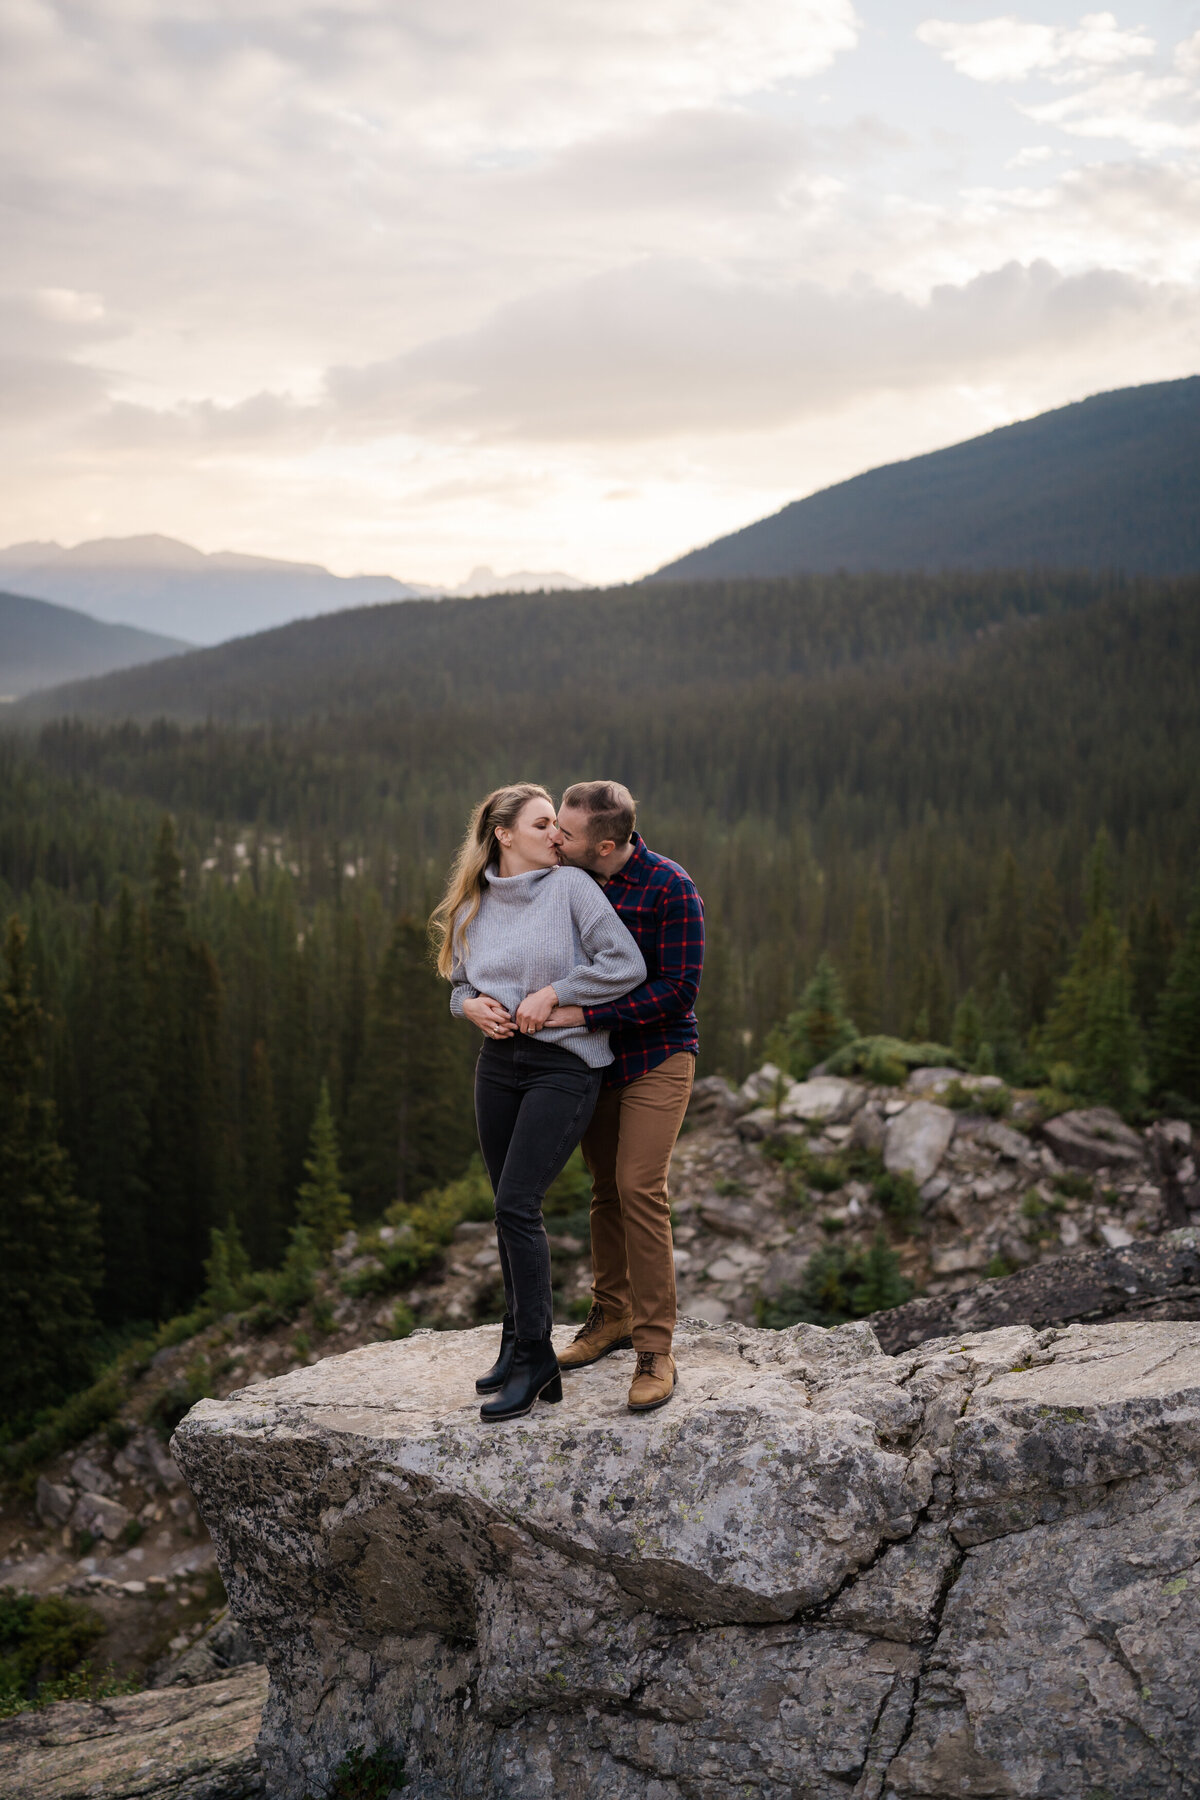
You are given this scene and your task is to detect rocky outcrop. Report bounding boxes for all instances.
[870,1225,1200,1351]
[0,1662,266,1799]
[175,1317,1200,1799]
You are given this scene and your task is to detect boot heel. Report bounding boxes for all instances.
[541,1374,563,1404]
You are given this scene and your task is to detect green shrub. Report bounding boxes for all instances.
[823,1036,959,1080]
[3,1372,124,1483]
[245,1228,319,1329]
[1053,1171,1093,1200]
[985,1255,1015,1280]
[0,1588,105,1715]
[311,1297,335,1335]
[390,1303,415,1340]
[872,1170,921,1229]
[943,1079,1011,1116]
[346,1159,496,1298]
[303,1743,406,1800]
[755,1230,912,1328]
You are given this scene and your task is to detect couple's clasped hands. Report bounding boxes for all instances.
[462,989,586,1040]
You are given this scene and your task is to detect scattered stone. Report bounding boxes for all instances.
[778,1076,864,1124]
[686,1075,745,1126]
[175,1319,1200,1800]
[1042,1106,1145,1171]
[972,1119,1038,1163]
[70,1491,131,1544]
[737,1062,784,1106]
[68,1454,115,1497]
[904,1066,961,1094]
[884,1100,955,1184]
[155,1608,260,1690]
[0,1661,267,1799]
[733,1104,779,1141]
[35,1476,75,1528]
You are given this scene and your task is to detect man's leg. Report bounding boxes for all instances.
[611,1053,694,1356]
[558,1085,635,1368]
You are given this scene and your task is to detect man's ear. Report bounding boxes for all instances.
[595,839,617,860]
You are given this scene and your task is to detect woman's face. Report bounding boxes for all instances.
[496,794,559,869]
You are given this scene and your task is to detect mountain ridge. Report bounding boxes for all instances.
[0,536,587,645]
[651,375,1200,581]
[0,589,189,699]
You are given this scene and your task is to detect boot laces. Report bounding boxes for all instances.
[573,1303,605,1341]
[635,1351,660,1377]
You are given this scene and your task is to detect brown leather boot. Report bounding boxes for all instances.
[557,1302,634,1371]
[627,1351,677,1412]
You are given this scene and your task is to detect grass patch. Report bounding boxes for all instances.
[304,1744,407,1799]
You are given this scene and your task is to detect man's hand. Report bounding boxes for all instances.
[514,985,559,1034]
[545,1004,586,1029]
[462,994,515,1039]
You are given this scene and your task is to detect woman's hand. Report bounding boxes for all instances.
[514,985,559,1035]
[463,994,515,1039]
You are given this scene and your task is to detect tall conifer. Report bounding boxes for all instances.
[1152,879,1200,1106]
[296,1081,352,1258]
[0,918,101,1427]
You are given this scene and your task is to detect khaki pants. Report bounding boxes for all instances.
[580,1052,695,1354]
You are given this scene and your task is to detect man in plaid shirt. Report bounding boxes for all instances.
[545,780,704,1412]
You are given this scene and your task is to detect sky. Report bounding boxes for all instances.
[2,0,1199,587]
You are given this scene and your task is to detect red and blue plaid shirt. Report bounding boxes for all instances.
[581,833,704,1087]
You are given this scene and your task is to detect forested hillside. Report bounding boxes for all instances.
[16,568,1119,724]
[0,590,188,698]
[1,567,1198,1437]
[653,377,1200,580]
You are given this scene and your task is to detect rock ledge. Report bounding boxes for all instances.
[174,1318,1200,1800]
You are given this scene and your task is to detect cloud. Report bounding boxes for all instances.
[320,257,1178,442]
[917,12,1155,85]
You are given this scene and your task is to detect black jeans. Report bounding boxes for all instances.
[474,1037,601,1339]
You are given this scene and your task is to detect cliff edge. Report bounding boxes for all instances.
[173,1317,1200,1799]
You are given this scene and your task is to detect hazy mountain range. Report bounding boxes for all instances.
[0,535,586,648]
[653,376,1200,581]
[0,590,188,700]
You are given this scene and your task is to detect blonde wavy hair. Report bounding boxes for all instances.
[429,783,554,979]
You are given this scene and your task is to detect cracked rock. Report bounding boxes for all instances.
[174,1317,1200,1799]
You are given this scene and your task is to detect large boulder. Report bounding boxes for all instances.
[870,1227,1200,1353]
[174,1317,1200,1800]
[1042,1106,1145,1171]
[883,1100,956,1185]
[779,1076,865,1125]
[70,1490,131,1544]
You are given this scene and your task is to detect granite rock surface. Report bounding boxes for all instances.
[173,1316,1200,1800]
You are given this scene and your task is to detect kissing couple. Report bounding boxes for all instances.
[430,780,704,1424]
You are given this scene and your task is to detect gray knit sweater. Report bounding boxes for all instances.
[449,865,646,1067]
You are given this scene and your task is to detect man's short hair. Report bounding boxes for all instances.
[561,780,636,848]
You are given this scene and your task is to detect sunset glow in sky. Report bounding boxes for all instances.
[3,1,1199,585]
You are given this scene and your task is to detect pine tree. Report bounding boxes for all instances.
[241,1040,284,1268]
[1152,878,1200,1106]
[1129,897,1175,1029]
[952,990,984,1067]
[348,917,474,1212]
[979,849,1024,1012]
[983,973,1021,1081]
[1044,831,1139,1108]
[296,1082,352,1258]
[783,954,856,1075]
[1025,868,1066,1027]
[854,1229,912,1315]
[203,1215,251,1315]
[0,918,101,1428]
[846,904,879,1036]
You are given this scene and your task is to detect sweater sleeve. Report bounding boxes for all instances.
[448,925,480,1018]
[551,875,647,1007]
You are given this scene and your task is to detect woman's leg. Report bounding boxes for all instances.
[490,1049,600,1339]
[473,1043,522,1323]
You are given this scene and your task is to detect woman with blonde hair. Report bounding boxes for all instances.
[430,783,645,1421]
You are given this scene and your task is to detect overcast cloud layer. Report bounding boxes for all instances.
[2,0,1198,584]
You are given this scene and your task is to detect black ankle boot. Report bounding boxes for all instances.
[479,1334,562,1422]
[475,1316,517,1394]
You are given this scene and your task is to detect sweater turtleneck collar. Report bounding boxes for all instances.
[483,864,557,897]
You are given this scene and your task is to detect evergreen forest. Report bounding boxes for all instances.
[2,566,1199,1436]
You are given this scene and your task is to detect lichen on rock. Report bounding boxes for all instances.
[173,1317,1200,1799]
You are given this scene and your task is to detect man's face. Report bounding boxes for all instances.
[552,802,608,872]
